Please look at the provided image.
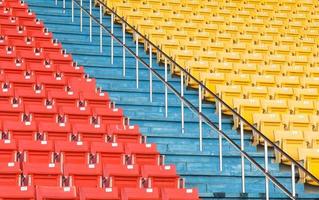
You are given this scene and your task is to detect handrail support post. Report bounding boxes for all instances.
[181,71,184,134]
[199,85,203,152]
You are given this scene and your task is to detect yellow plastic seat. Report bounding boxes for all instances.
[268,87,294,100]
[298,148,319,186]
[193,31,211,44]
[216,85,243,115]
[302,77,319,91]
[272,45,291,55]
[236,34,254,44]
[160,20,178,33]
[253,113,284,144]
[206,41,226,52]
[197,7,213,19]
[146,28,167,50]
[275,130,306,165]
[211,62,233,74]
[157,38,180,62]
[282,65,305,77]
[221,52,241,64]
[180,21,198,36]
[202,23,219,35]
[282,114,313,132]
[258,64,282,76]
[276,76,301,88]
[230,43,248,53]
[183,39,202,53]
[259,35,275,45]
[307,67,319,77]
[244,53,264,64]
[171,49,194,75]
[233,99,262,130]
[294,88,319,101]
[234,63,257,75]
[293,46,313,56]
[227,74,251,87]
[289,56,309,67]
[201,72,227,101]
[215,32,233,44]
[185,61,210,88]
[170,30,188,43]
[243,86,268,99]
[196,50,218,64]
[189,14,205,26]
[262,99,289,115]
[126,10,144,30]
[167,13,185,24]
[304,131,319,148]
[252,75,276,87]
[289,100,316,115]
[250,44,270,54]
[267,54,287,65]
[135,19,157,41]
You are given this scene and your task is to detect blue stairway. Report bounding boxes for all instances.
[26,0,319,199]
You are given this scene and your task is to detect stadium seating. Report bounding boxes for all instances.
[0,0,198,198]
[101,0,319,186]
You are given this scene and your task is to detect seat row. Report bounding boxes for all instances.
[0,185,199,200]
[0,139,158,165]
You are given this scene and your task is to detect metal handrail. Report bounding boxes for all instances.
[93,0,319,186]
[69,1,297,198]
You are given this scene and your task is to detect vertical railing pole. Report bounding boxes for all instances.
[55,0,57,6]
[240,120,246,194]
[181,71,184,134]
[111,13,114,65]
[135,33,139,88]
[264,141,269,200]
[218,101,223,171]
[99,3,102,53]
[198,84,203,152]
[89,0,92,42]
[122,22,126,77]
[80,0,83,32]
[291,163,296,198]
[71,0,74,22]
[149,44,153,103]
[164,58,168,118]
[63,0,65,13]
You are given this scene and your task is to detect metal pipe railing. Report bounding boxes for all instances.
[53,0,319,198]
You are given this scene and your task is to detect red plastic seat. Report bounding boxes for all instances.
[0,59,26,74]
[38,121,72,141]
[0,46,17,61]
[22,162,62,187]
[36,74,66,91]
[80,90,110,108]
[78,187,120,200]
[91,142,124,165]
[25,103,57,122]
[6,72,36,88]
[17,49,45,63]
[27,29,52,42]
[45,51,72,64]
[103,164,140,188]
[36,186,78,200]
[0,162,21,186]
[73,123,106,142]
[141,165,179,188]
[47,89,78,106]
[0,100,23,120]
[56,63,84,78]
[19,140,54,163]
[36,40,62,54]
[9,37,35,51]
[68,77,96,93]
[59,104,91,123]
[0,82,14,102]
[0,186,35,200]
[3,120,37,140]
[161,188,199,200]
[125,143,160,165]
[93,106,123,124]
[121,188,161,200]
[64,163,102,187]
[27,61,57,76]
[15,87,46,104]
[55,141,90,164]
[107,124,141,143]
[0,139,17,162]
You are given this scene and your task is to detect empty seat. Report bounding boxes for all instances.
[233,99,262,130]
[141,165,179,188]
[262,99,289,115]
[0,186,35,200]
[3,120,37,140]
[92,106,124,124]
[19,140,54,163]
[216,85,242,115]
[0,162,21,186]
[0,139,17,162]
[73,123,107,142]
[298,148,319,186]
[91,142,124,165]
[125,143,160,165]
[107,124,141,143]
[36,186,77,200]
[64,163,102,187]
[288,100,316,115]
[282,114,313,131]
[121,188,161,200]
[161,188,199,200]
[22,162,62,186]
[55,141,90,164]
[275,130,307,164]
[304,131,319,148]
[78,187,120,200]
[38,121,72,141]
[268,87,294,100]
[253,113,284,144]
[103,164,140,188]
